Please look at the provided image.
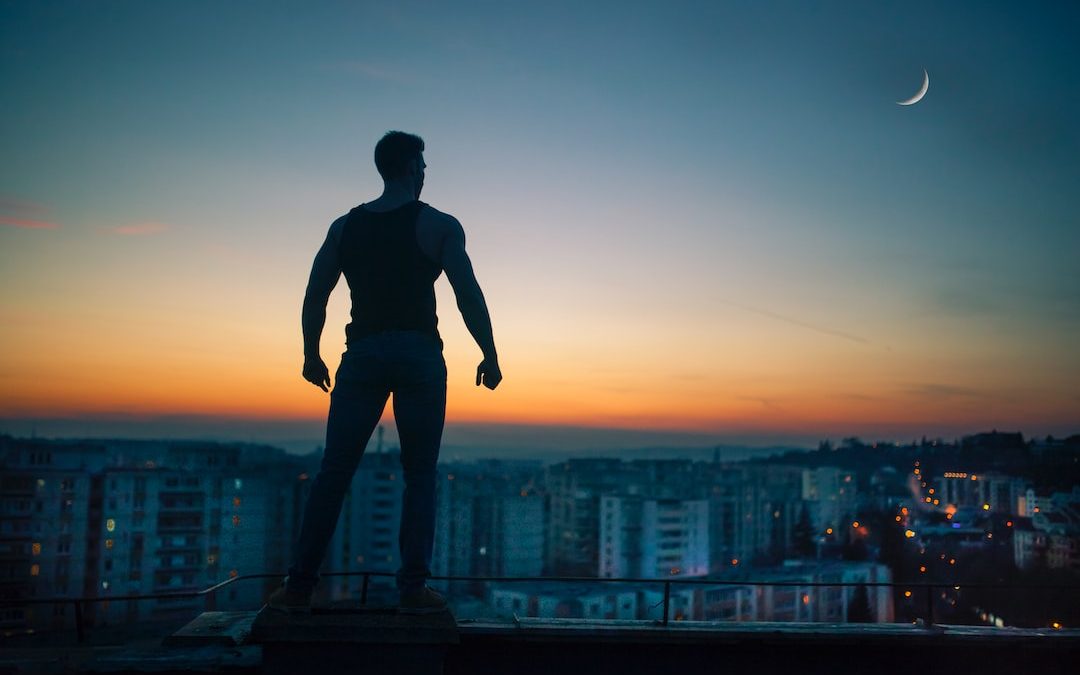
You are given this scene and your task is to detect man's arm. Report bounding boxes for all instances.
[301,217,345,392]
[440,217,501,389]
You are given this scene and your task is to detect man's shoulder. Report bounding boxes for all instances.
[418,203,462,232]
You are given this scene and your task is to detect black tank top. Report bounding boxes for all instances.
[339,200,442,343]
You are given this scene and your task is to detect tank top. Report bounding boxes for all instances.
[339,200,442,343]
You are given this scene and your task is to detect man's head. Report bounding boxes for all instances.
[374,131,425,198]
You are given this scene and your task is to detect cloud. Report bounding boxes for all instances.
[0,197,59,229]
[0,197,49,217]
[0,217,59,229]
[105,222,169,236]
[902,383,985,402]
[719,299,870,345]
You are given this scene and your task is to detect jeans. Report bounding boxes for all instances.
[286,330,447,594]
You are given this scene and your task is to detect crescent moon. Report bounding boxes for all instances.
[897,69,929,106]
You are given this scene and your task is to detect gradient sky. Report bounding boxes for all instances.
[2,1,1078,445]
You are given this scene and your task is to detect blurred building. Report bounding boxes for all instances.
[599,495,709,578]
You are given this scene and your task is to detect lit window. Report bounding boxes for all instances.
[30,564,40,576]
[229,569,238,578]
[207,554,217,565]
[32,543,41,556]
[802,594,810,605]
[232,515,241,527]
[825,528,833,535]
[105,539,113,549]
[234,479,242,490]
[731,558,739,565]
[106,518,116,532]
[905,530,916,538]
[36,478,45,488]
[904,590,912,598]
[233,497,241,508]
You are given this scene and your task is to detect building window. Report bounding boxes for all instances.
[30,564,40,576]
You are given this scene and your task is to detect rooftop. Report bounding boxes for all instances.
[2,605,1077,675]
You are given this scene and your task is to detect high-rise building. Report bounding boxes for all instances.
[599,495,709,578]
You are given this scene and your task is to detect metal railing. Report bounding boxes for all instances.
[2,571,1077,643]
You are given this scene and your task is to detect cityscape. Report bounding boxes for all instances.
[3,429,1077,641]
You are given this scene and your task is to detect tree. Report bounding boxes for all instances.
[792,503,816,559]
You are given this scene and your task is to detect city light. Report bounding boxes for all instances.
[106,518,115,532]
[904,590,912,597]
[949,559,956,565]
[30,564,40,576]
[919,566,926,573]
[905,530,916,538]
[105,539,113,549]
[901,507,909,515]
[825,528,833,535]
[1006,521,1013,527]
[983,504,990,510]
[731,558,739,565]
[895,515,902,522]
[971,475,978,481]
[31,543,40,555]
[928,488,934,495]
[851,521,859,528]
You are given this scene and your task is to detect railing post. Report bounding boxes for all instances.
[926,585,934,627]
[361,573,370,605]
[74,601,85,643]
[662,581,671,627]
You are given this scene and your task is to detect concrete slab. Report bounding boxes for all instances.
[165,611,257,647]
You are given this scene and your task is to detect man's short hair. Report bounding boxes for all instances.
[374,131,425,181]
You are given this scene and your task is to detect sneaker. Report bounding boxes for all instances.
[398,586,448,615]
[265,581,312,614]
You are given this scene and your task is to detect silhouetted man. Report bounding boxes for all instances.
[267,131,501,614]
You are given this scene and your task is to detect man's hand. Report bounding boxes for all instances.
[303,356,331,392]
[475,358,502,390]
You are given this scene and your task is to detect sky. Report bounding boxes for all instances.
[2,1,1078,450]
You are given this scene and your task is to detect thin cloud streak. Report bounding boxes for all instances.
[719,299,870,345]
[1,217,59,230]
[0,197,49,217]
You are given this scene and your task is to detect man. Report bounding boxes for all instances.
[267,131,501,614]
